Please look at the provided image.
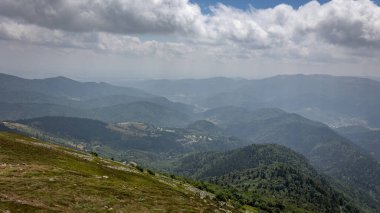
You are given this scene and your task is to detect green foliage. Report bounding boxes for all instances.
[135,165,144,172]
[217,109,380,210]
[147,169,155,175]
[90,151,98,157]
[4,108,380,211]
[174,144,361,212]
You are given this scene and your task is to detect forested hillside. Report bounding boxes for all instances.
[174,144,360,212]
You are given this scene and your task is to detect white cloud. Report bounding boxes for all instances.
[0,0,203,34]
[313,0,380,48]
[0,0,380,65]
[0,17,192,58]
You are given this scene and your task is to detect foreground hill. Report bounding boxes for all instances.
[0,132,233,212]
[173,144,360,212]
[0,129,360,212]
[4,115,380,211]
[202,107,380,210]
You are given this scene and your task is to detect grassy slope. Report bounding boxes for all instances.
[0,132,233,212]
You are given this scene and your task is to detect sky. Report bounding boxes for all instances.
[1,0,380,81]
[192,0,331,10]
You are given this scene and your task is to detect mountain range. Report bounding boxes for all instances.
[1,73,380,212]
[0,73,193,127]
[126,74,380,128]
[3,113,379,211]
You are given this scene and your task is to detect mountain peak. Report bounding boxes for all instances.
[43,76,77,82]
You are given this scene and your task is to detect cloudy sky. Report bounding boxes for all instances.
[1,0,380,81]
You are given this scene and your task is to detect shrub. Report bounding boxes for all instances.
[136,165,144,172]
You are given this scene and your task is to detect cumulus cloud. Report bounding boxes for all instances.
[313,0,380,48]
[0,0,379,60]
[96,33,193,57]
[0,0,204,34]
[200,0,380,49]
[0,17,192,59]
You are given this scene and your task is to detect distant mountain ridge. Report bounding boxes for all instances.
[0,73,194,127]
[123,77,248,104]
[0,73,152,99]
[126,74,380,128]
[4,73,380,128]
